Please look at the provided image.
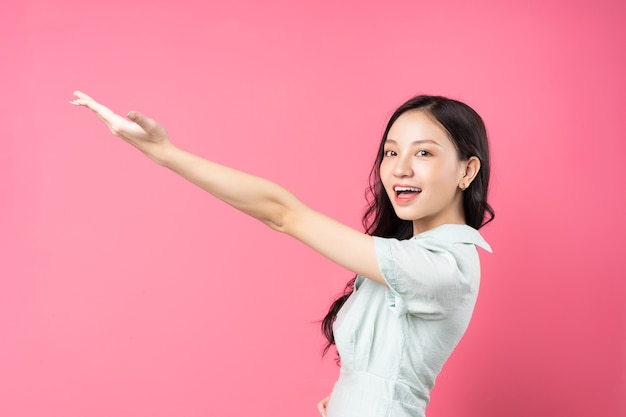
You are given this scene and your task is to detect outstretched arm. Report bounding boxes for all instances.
[70,91,384,284]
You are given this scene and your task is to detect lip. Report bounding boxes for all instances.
[392,183,422,204]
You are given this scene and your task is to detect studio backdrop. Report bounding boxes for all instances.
[1,1,624,416]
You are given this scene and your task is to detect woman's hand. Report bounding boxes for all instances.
[70,91,173,164]
[71,92,382,285]
[317,394,330,417]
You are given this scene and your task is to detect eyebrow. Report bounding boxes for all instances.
[384,139,443,147]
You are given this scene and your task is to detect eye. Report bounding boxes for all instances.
[416,150,431,157]
[384,150,397,157]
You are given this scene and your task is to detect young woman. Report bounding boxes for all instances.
[71,91,494,417]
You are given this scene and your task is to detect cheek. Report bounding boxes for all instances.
[427,162,462,188]
[378,162,392,185]
[379,159,390,172]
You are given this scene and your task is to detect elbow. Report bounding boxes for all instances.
[262,205,291,233]
[256,193,303,234]
[265,216,286,232]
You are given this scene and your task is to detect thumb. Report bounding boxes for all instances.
[127,110,162,135]
[127,110,146,125]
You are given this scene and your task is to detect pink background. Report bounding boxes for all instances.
[2,0,625,416]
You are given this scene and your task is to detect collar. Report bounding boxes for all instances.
[414,224,492,253]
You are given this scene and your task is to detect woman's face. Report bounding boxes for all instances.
[380,110,470,235]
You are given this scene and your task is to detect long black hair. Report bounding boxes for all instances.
[321,94,495,356]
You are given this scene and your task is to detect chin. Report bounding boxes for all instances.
[393,210,423,222]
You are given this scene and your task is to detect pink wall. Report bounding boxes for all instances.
[2,0,625,416]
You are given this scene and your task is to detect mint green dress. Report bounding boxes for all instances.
[326,224,491,417]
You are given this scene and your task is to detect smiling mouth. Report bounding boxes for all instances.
[394,186,422,196]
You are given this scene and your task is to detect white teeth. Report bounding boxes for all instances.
[395,186,422,192]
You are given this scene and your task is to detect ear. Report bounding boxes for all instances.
[459,156,481,190]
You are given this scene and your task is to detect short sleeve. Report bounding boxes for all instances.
[373,234,481,319]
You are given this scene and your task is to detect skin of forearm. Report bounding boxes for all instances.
[156,144,300,231]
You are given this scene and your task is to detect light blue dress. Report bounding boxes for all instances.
[326,224,492,417]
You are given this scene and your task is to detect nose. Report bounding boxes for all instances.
[393,155,414,178]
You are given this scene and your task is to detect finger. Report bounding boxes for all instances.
[69,91,99,108]
[127,110,165,136]
[73,90,95,101]
[70,91,117,123]
[317,401,327,417]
